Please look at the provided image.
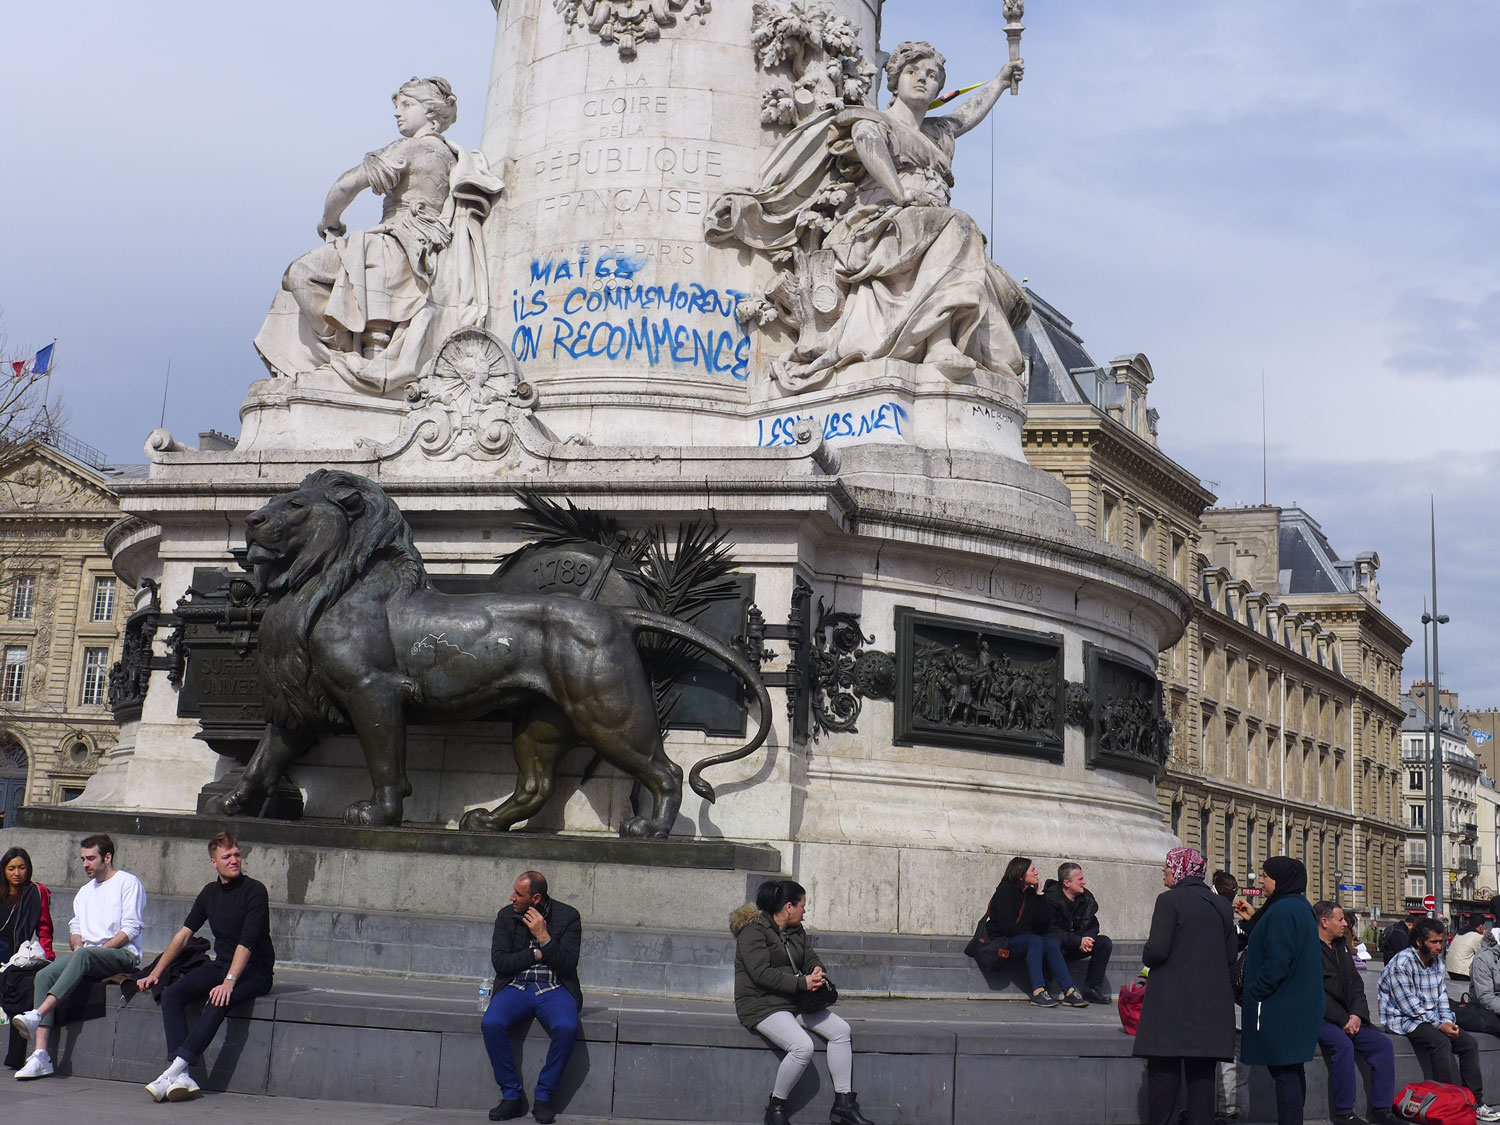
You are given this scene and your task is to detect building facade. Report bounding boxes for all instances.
[1018,292,1410,916]
[0,439,126,828]
[1402,688,1484,911]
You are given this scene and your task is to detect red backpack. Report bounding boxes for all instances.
[1396,1081,1478,1125]
[1117,974,1146,1035]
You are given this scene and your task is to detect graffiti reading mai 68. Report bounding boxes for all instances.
[509,247,751,379]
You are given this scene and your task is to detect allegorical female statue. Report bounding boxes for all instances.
[253,77,503,395]
[708,43,1029,392]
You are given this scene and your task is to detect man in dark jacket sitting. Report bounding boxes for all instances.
[1043,862,1112,1003]
[1315,900,1397,1125]
[482,871,582,1125]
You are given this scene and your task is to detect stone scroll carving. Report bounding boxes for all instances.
[554,0,712,59]
[750,0,876,129]
[253,77,504,397]
[707,42,1030,394]
[893,608,1064,760]
[368,327,539,461]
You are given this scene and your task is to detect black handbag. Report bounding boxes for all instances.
[963,914,1011,974]
[1455,992,1500,1036]
[794,977,839,1013]
[1231,948,1246,1005]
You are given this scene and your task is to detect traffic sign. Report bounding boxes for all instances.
[1337,883,1363,892]
[1424,894,1437,910]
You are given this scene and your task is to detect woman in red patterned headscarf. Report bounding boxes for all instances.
[1133,847,1240,1125]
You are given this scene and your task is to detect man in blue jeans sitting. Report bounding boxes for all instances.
[1315,900,1398,1125]
[483,870,582,1124]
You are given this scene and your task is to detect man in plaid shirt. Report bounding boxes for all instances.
[1377,917,1500,1121]
[481,871,583,1125]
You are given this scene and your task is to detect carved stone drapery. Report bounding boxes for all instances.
[806,598,894,739]
[1083,644,1172,780]
[372,328,538,461]
[554,0,712,59]
[893,608,1064,760]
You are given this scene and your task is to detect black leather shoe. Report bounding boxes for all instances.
[533,1100,556,1124]
[765,1095,792,1125]
[1081,987,1111,1004]
[831,1091,875,1125]
[489,1096,528,1121]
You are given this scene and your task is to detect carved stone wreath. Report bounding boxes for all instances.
[382,328,538,461]
[554,0,712,59]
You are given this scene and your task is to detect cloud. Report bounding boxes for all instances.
[1389,290,1500,380]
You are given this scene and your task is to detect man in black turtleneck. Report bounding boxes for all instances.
[135,831,275,1102]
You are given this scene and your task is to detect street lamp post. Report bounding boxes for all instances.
[1423,500,1449,919]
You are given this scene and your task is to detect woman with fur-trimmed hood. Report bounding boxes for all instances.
[732,880,874,1125]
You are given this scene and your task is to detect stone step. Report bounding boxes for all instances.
[29,965,1493,1125]
[121,891,1143,1000]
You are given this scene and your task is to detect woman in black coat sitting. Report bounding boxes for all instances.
[1133,846,1238,1125]
[987,856,1087,1007]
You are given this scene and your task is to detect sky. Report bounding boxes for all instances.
[4,1,1498,698]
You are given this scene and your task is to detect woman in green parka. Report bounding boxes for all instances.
[1240,856,1324,1125]
[732,879,875,1125]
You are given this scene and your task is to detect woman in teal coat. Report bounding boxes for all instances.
[1240,856,1323,1125]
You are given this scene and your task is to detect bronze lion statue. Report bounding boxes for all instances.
[206,470,771,837]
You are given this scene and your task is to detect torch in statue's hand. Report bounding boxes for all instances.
[1003,0,1025,95]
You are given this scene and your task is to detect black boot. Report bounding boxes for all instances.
[831,1091,875,1125]
[765,1095,792,1125]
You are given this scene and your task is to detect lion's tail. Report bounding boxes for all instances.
[618,608,773,804]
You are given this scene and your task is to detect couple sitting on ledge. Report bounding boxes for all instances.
[975,856,1115,1008]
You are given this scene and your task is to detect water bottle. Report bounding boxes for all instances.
[477,974,494,1013]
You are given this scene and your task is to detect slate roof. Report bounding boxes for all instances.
[1279,507,1358,595]
[1017,287,1108,407]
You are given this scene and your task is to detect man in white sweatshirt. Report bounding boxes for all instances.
[12,833,147,1079]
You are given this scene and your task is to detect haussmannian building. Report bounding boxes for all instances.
[0,435,132,828]
[1401,687,1483,909]
[1017,290,1410,917]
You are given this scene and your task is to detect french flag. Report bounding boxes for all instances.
[10,342,55,379]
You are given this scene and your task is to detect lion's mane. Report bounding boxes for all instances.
[257,469,426,729]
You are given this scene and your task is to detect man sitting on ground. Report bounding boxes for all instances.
[1448,919,1488,981]
[135,831,276,1102]
[482,870,582,1124]
[1043,861,1112,1003]
[1378,917,1500,1122]
[12,834,146,1080]
[1315,900,1397,1125]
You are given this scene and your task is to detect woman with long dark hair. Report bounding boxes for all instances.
[0,846,55,1069]
[1241,857,1323,1125]
[986,856,1088,1007]
[732,879,875,1125]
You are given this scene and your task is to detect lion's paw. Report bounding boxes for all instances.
[205,789,249,817]
[460,808,503,832]
[344,799,402,827]
[620,816,669,839]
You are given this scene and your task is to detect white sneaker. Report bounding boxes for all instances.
[1476,1105,1500,1123]
[145,1075,173,1102]
[15,1052,53,1080]
[11,1011,39,1041]
[165,1074,201,1101]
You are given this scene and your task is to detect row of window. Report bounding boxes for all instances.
[2,645,109,706]
[8,575,116,622]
